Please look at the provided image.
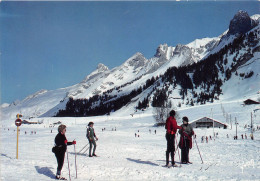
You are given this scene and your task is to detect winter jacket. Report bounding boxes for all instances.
[86,127,96,140]
[54,132,73,153]
[179,124,194,149]
[165,116,182,135]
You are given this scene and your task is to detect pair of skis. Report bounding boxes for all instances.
[78,143,90,155]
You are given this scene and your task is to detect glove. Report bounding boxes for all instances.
[96,137,98,141]
[64,140,68,144]
[72,141,76,144]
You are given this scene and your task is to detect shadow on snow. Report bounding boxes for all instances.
[35,166,56,179]
[126,158,159,166]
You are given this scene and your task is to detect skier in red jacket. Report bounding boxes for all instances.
[165,110,182,167]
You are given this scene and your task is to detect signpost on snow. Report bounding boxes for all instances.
[15,114,22,159]
[235,117,238,139]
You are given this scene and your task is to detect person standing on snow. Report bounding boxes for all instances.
[87,122,98,157]
[53,124,76,180]
[179,117,194,164]
[165,110,182,167]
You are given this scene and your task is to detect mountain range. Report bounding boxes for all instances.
[1,10,259,120]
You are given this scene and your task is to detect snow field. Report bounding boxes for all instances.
[1,100,260,180]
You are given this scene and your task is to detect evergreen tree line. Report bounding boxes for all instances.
[56,76,158,117]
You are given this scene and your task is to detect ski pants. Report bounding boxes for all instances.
[181,138,190,163]
[165,133,175,164]
[55,151,65,175]
[89,139,96,156]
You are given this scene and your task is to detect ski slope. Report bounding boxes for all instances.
[1,99,260,181]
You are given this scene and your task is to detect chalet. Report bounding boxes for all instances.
[22,120,39,124]
[190,117,228,129]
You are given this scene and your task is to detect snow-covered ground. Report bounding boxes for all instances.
[1,98,260,181]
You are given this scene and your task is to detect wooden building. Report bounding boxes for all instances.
[190,117,228,129]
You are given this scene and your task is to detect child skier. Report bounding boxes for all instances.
[179,117,194,164]
[53,124,76,180]
[86,122,98,157]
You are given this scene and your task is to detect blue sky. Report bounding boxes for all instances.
[1,1,259,104]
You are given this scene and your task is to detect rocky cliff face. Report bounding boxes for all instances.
[228,10,258,35]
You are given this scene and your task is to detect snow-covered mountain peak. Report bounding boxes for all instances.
[97,63,109,72]
[24,89,48,101]
[1,103,10,108]
[154,44,175,60]
[124,52,148,69]
[186,37,219,50]
[251,14,260,22]
[81,63,109,83]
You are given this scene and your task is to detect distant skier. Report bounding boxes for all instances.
[245,133,247,139]
[227,134,229,138]
[86,122,98,157]
[179,117,194,164]
[155,130,157,134]
[53,124,76,180]
[206,136,208,143]
[241,134,244,139]
[165,110,182,167]
[250,134,254,140]
[135,133,137,137]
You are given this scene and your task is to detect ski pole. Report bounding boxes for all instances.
[194,136,203,164]
[175,136,182,167]
[66,150,71,181]
[74,144,77,179]
[78,144,88,153]
[83,146,90,154]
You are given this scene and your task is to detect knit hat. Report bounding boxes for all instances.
[58,124,66,132]
[169,110,176,117]
[88,122,94,126]
[182,116,189,122]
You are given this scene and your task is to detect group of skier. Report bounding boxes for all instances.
[165,110,194,167]
[52,109,194,179]
[52,122,98,180]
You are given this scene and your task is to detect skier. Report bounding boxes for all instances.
[241,134,244,139]
[250,134,254,140]
[86,122,98,157]
[165,110,182,167]
[53,124,76,180]
[206,136,208,143]
[155,130,157,134]
[245,133,247,139]
[179,117,194,164]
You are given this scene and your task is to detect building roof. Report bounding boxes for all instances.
[190,117,228,126]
